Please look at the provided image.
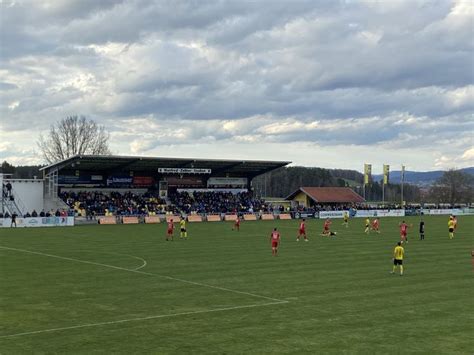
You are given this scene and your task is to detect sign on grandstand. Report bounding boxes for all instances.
[158,168,212,174]
[207,177,247,186]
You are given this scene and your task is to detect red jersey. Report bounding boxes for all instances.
[372,219,379,228]
[235,218,240,225]
[400,223,407,234]
[299,222,305,231]
[324,220,331,230]
[167,221,174,230]
[271,231,280,241]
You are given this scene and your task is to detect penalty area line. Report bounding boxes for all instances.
[0,301,287,339]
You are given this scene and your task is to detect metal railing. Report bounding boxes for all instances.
[2,185,27,216]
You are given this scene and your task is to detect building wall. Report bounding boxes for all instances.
[5,179,44,214]
[292,191,310,207]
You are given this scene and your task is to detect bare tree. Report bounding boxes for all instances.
[38,116,111,164]
[429,169,474,204]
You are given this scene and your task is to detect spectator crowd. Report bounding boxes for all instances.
[0,208,69,219]
[60,191,167,217]
[169,191,265,214]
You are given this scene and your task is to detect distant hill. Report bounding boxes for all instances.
[372,167,474,186]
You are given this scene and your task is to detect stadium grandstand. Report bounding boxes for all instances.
[32,155,290,221]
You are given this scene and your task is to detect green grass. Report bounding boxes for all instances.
[0,215,472,354]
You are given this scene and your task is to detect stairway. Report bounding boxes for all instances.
[2,185,26,216]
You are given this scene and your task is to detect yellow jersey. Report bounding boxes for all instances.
[365,218,370,226]
[180,220,186,229]
[394,246,404,260]
[344,213,349,221]
[448,220,454,229]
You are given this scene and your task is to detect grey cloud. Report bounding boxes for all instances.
[0,82,18,90]
[1,0,472,168]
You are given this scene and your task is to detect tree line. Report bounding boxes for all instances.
[252,166,473,204]
[0,161,44,179]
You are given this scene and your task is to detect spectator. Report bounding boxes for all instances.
[5,182,12,197]
[32,210,38,217]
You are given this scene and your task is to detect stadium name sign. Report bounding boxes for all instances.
[158,168,212,174]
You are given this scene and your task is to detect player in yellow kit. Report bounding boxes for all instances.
[448,217,455,239]
[364,217,370,234]
[342,212,349,228]
[391,242,404,276]
[180,217,187,239]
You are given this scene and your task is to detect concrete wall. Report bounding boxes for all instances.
[291,191,309,207]
[5,179,44,214]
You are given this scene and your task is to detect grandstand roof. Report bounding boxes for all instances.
[286,187,365,203]
[40,155,290,178]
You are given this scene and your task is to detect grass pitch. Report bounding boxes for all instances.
[0,215,472,354]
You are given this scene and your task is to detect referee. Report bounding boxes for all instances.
[419,219,425,240]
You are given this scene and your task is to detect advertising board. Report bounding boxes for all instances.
[319,210,405,219]
[318,211,348,219]
[422,208,467,216]
[1,217,74,228]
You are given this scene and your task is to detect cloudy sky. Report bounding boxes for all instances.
[0,0,473,172]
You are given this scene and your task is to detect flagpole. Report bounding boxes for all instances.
[382,164,389,207]
[401,165,404,207]
[382,180,385,206]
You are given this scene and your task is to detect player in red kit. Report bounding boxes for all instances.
[321,218,334,237]
[399,220,411,243]
[166,219,174,241]
[297,218,308,242]
[232,216,241,231]
[371,218,380,234]
[270,228,281,256]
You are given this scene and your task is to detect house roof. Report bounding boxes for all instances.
[286,187,365,203]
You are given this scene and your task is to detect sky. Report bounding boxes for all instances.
[0,0,473,173]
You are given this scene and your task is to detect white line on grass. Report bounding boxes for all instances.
[0,301,287,339]
[98,251,147,271]
[0,245,285,303]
